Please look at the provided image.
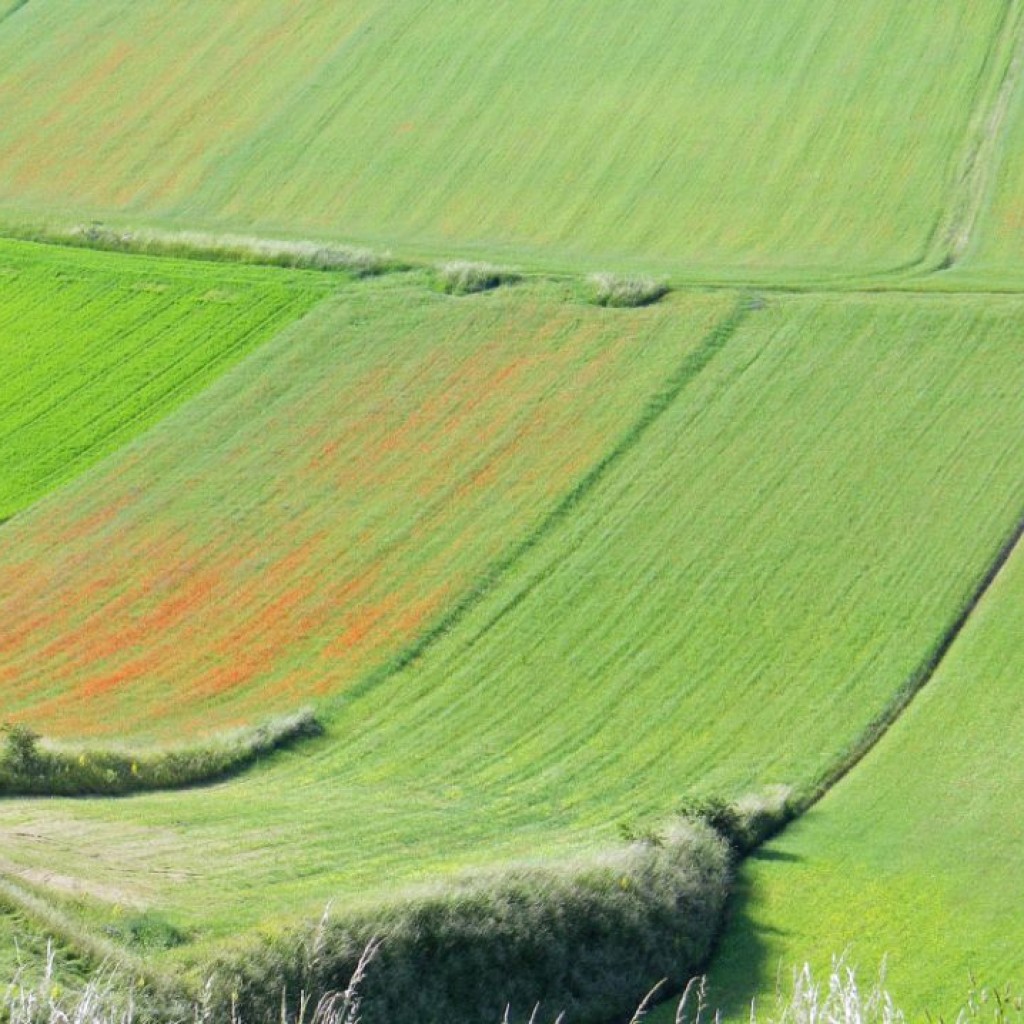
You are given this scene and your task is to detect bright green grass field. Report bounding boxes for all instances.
[708,511,1024,1020]
[0,1,1006,277]
[0,239,330,521]
[4,292,1024,962]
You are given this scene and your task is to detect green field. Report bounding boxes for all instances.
[708,514,1024,1019]
[0,276,731,741]
[4,0,1024,1018]
[2,291,1024,971]
[951,8,1024,286]
[0,239,329,521]
[0,1,1009,278]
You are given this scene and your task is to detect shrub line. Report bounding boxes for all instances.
[0,708,323,798]
[204,822,733,1024]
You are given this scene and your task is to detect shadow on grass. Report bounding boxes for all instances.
[702,844,805,1022]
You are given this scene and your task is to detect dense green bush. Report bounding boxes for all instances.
[0,710,322,797]
[208,822,731,1024]
[676,787,794,854]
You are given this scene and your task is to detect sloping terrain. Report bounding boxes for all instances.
[3,0,1024,1016]
[0,238,328,520]
[2,291,1024,969]
[952,74,1024,282]
[708,504,1024,1019]
[0,1,1007,277]
[0,277,731,740]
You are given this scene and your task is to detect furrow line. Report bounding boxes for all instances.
[801,497,1024,811]
[331,297,753,712]
[936,0,1024,270]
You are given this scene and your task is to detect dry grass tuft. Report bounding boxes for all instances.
[588,272,669,308]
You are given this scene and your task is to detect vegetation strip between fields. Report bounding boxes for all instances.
[801,500,1024,810]
[0,709,322,797]
[333,297,753,711]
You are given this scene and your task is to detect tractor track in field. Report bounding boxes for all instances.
[0,1,29,28]
[932,0,1024,271]
[802,500,1024,811]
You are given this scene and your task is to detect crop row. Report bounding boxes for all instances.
[0,1,1008,278]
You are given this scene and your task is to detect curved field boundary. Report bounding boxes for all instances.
[0,2,1006,278]
[0,709,322,797]
[5,293,1024,960]
[708,486,1024,1020]
[932,0,1024,270]
[800,496,1024,812]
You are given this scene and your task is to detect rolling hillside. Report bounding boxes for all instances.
[2,290,1024,973]
[2,0,1024,1019]
[0,1,1009,277]
[709,502,1024,1019]
[0,277,731,740]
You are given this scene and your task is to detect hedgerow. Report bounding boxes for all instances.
[0,710,322,797]
[206,821,731,1024]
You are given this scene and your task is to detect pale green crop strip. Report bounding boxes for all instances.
[0,1,1007,279]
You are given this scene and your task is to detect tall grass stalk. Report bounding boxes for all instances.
[2,944,136,1024]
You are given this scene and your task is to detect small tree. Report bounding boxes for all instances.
[2,723,42,776]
